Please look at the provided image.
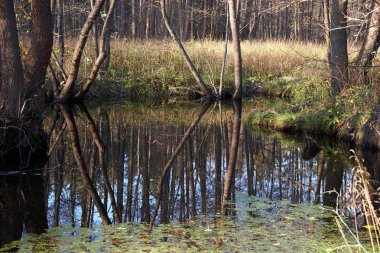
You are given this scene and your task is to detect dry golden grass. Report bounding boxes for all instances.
[103,39,329,87]
[56,39,380,98]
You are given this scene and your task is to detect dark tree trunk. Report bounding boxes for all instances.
[0,175,48,247]
[0,0,26,117]
[141,126,151,222]
[24,0,53,113]
[329,0,348,94]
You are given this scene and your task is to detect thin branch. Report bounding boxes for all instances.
[59,0,106,100]
[75,0,118,99]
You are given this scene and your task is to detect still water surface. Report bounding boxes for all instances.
[1,101,378,252]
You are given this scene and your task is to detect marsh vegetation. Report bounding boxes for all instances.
[1,0,380,252]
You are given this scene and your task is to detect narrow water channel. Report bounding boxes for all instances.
[1,101,378,252]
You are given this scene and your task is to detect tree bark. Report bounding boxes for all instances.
[59,0,106,100]
[329,0,349,94]
[23,0,53,114]
[160,0,215,99]
[0,0,26,117]
[75,0,117,99]
[228,0,243,100]
[355,0,380,83]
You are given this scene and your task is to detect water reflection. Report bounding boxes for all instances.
[45,102,357,225]
[0,174,47,249]
[1,101,380,248]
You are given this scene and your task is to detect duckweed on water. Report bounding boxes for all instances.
[2,193,370,252]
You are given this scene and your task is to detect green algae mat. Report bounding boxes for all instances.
[2,193,371,252]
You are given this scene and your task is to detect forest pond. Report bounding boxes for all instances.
[0,101,378,252]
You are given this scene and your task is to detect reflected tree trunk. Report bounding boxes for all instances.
[141,125,151,223]
[60,104,111,225]
[79,104,121,223]
[179,140,185,221]
[70,167,77,226]
[314,151,325,204]
[200,139,207,214]
[116,126,125,220]
[215,124,222,211]
[323,158,344,207]
[160,145,170,224]
[278,143,283,200]
[0,175,48,247]
[125,127,135,222]
[52,133,65,227]
[150,102,211,226]
[222,101,242,215]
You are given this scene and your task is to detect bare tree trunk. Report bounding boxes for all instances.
[323,0,332,76]
[91,0,100,57]
[23,0,53,114]
[59,0,106,100]
[355,0,380,83]
[56,0,64,68]
[132,0,138,39]
[75,0,117,99]
[329,0,348,94]
[160,0,215,99]
[0,0,26,116]
[228,0,243,100]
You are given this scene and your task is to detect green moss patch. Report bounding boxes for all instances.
[2,193,372,252]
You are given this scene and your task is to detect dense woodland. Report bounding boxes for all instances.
[2,0,379,104]
[14,0,376,42]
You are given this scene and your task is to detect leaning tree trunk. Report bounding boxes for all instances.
[329,0,348,94]
[160,0,215,100]
[355,0,380,84]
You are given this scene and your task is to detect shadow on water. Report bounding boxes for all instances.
[1,101,380,251]
[0,174,47,250]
